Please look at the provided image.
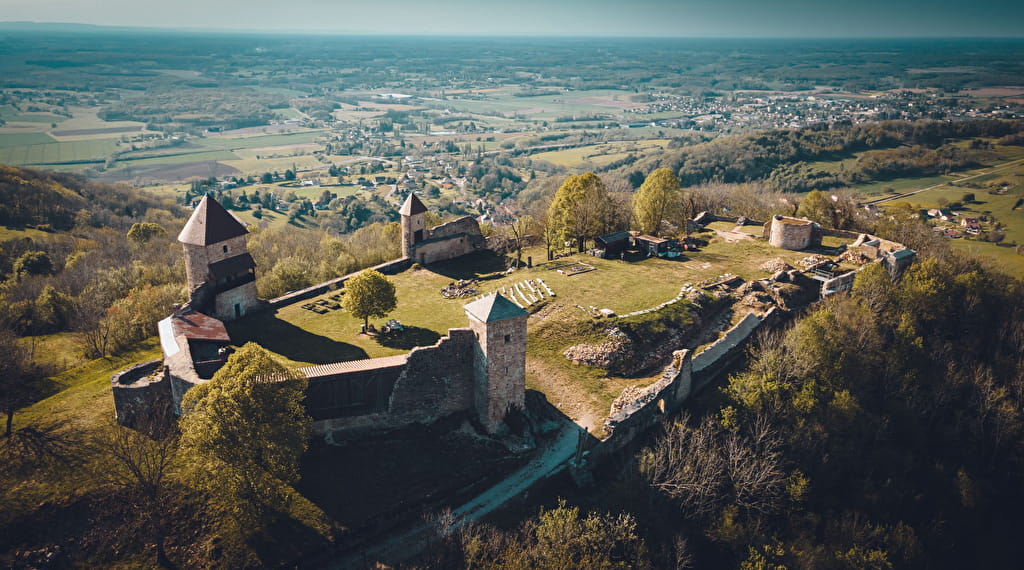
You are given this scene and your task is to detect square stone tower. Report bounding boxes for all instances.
[464,293,528,433]
[178,195,259,321]
[399,192,427,259]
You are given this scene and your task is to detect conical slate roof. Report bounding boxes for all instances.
[178,195,248,246]
[398,192,428,216]
[464,293,528,323]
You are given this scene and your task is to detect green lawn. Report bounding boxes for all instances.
[0,132,57,148]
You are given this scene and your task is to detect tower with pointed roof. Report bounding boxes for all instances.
[399,192,428,258]
[464,293,528,433]
[178,195,259,321]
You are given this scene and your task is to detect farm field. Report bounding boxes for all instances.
[532,139,671,167]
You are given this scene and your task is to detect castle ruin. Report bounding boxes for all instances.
[113,193,525,437]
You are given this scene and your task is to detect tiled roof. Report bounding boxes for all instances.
[300,353,410,378]
[168,309,230,342]
[178,196,248,246]
[398,192,428,216]
[464,293,528,323]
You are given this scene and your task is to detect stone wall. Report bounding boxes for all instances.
[768,216,816,250]
[583,309,775,469]
[111,359,170,429]
[268,258,412,308]
[414,235,477,265]
[183,235,248,291]
[429,216,480,240]
[213,280,260,320]
[822,271,857,296]
[469,311,528,433]
[311,328,479,436]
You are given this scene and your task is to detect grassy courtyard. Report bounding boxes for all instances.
[228,233,833,430]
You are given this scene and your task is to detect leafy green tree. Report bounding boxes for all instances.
[126,222,167,245]
[34,285,73,332]
[548,172,611,252]
[342,269,397,330]
[796,189,835,227]
[179,343,311,520]
[632,168,680,236]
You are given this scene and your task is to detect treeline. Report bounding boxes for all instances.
[631,249,1024,568]
[624,119,1024,191]
[99,88,288,133]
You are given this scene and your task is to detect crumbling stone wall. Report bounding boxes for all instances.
[768,216,817,250]
[111,359,171,429]
[414,235,477,265]
[310,328,480,436]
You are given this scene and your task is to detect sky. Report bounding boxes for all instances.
[1,0,1022,38]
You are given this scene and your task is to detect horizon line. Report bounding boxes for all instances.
[1,20,1023,40]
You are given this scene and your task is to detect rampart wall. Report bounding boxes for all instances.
[268,258,412,309]
[310,328,479,437]
[583,309,775,468]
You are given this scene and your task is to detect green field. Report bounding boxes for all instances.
[0,132,57,147]
[532,139,671,167]
[195,130,325,150]
[0,138,119,166]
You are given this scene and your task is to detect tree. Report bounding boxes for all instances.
[179,343,311,520]
[95,412,178,565]
[0,330,46,437]
[342,269,397,330]
[796,189,835,227]
[633,168,681,236]
[548,172,611,252]
[12,250,53,279]
[127,222,166,245]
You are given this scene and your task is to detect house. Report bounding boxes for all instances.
[595,231,631,258]
[634,234,672,257]
[961,217,981,234]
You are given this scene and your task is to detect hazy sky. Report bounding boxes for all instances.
[2,0,1022,38]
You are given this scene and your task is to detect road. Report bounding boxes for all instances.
[326,421,584,569]
[865,157,1024,206]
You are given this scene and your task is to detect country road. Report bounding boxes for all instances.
[326,420,585,569]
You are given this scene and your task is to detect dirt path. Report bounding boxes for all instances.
[326,420,583,568]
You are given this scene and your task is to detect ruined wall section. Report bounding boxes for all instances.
[414,235,477,265]
[768,216,816,250]
[410,216,486,265]
[311,328,479,436]
[388,328,477,420]
[111,359,170,430]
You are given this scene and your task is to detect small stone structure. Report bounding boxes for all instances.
[400,193,485,265]
[766,215,821,250]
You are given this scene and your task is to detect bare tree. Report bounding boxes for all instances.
[94,413,179,566]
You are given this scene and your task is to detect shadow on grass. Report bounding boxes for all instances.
[226,310,368,365]
[426,250,510,280]
[374,326,441,350]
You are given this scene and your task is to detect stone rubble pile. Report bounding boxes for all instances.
[839,250,873,265]
[759,258,792,273]
[564,328,632,368]
[797,254,830,268]
[441,279,479,298]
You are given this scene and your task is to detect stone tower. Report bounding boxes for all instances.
[464,293,528,433]
[399,192,427,258]
[178,195,259,321]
